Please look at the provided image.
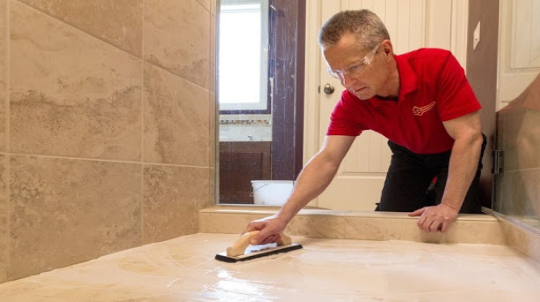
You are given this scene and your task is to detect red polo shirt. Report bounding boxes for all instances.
[326,48,481,154]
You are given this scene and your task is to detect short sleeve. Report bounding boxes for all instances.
[436,53,481,121]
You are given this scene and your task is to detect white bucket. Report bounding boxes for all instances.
[251,180,294,206]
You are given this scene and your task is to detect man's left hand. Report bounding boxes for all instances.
[408,203,459,233]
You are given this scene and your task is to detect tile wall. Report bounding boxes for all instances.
[0,0,216,282]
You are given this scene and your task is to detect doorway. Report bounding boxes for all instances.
[217,0,306,204]
[304,0,470,210]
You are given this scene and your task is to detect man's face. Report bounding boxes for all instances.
[323,33,390,100]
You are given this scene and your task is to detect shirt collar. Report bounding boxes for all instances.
[366,53,418,107]
[394,53,418,98]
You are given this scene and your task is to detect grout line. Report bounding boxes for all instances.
[145,58,211,92]
[503,167,540,173]
[0,151,210,170]
[140,2,145,167]
[4,2,9,155]
[5,0,11,280]
[14,0,211,93]
[140,0,146,245]
[210,2,218,207]
[13,0,143,59]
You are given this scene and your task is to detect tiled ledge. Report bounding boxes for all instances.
[485,209,540,265]
[199,205,506,245]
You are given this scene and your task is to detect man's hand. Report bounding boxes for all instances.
[408,203,459,233]
[243,215,288,245]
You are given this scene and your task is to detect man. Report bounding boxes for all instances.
[244,9,486,245]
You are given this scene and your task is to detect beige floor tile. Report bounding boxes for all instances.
[1,234,540,301]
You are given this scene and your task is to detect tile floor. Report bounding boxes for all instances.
[1,233,540,301]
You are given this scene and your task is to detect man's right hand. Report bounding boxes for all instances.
[243,215,288,245]
[240,136,354,246]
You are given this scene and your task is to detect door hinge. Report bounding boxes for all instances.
[492,150,504,174]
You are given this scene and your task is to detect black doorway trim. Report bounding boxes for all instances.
[268,0,306,180]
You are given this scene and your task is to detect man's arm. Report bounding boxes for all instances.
[244,135,356,245]
[440,111,483,210]
[409,111,483,232]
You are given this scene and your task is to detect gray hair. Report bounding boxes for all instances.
[318,9,390,51]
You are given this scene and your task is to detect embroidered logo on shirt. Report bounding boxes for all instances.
[412,101,436,116]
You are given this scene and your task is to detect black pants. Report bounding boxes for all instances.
[375,134,486,213]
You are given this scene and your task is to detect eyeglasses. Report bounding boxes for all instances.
[327,43,381,79]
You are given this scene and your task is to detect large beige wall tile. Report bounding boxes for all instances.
[143,165,210,244]
[145,0,210,89]
[10,1,141,161]
[18,0,143,56]
[196,0,211,12]
[0,0,6,152]
[9,155,142,280]
[520,168,540,217]
[496,170,539,216]
[143,63,210,166]
[0,155,7,283]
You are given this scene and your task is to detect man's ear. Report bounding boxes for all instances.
[381,39,393,56]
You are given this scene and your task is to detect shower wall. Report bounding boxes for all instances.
[495,73,540,226]
[0,0,216,283]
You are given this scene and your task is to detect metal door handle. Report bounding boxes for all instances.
[323,83,335,95]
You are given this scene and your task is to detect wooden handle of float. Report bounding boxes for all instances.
[226,231,292,257]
